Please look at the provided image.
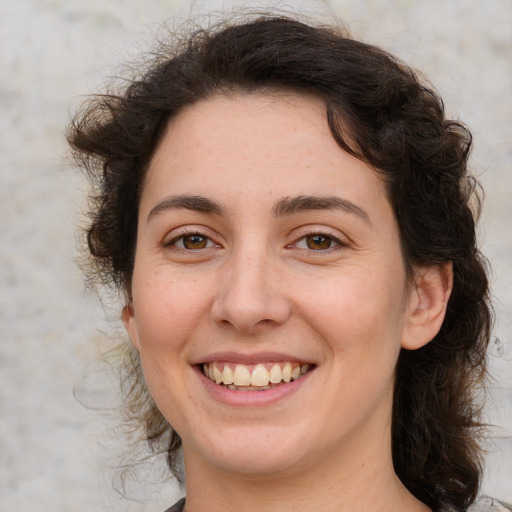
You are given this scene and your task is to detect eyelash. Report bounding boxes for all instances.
[164,229,219,251]
[289,230,347,252]
[164,229,346,254]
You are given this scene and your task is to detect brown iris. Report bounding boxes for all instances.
[183,234,208,249]
[306,235,332,250]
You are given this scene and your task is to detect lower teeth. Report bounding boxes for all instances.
[225,383,285,391]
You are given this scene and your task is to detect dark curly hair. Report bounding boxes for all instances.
[67,15,492,512]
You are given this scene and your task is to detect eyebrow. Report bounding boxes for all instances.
[272,195,371,224]
[147,193,371,225]
[147,194,224,222]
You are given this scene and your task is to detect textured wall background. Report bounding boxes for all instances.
[1,1,511,511]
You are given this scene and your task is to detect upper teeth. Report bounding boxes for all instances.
[203,362,310,387]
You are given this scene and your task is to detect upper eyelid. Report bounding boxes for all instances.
[289,226,347,242]
[163,226,219,246]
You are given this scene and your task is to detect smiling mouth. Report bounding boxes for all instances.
[201,361,313,391]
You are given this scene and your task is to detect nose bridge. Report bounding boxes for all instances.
[211,239,289,332]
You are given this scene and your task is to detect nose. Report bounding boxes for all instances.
[211,248,291,334]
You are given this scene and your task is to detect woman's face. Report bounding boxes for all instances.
[123,92,425,478]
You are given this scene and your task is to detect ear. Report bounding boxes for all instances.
[122,301,141,352]
[401,262,453,350]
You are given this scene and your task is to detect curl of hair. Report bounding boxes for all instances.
[67,15,492,511]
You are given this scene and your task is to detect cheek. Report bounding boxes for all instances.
[131,270,212,354]
[299,265,407,356]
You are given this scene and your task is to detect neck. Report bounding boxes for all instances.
[182,427,430,512]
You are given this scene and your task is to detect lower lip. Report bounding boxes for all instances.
[194,366,313,406]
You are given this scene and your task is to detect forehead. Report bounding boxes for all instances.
[142,91,390,219]
[151,91,330,170]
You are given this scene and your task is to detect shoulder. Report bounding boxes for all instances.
[467,497,512,512]
[161,496,512,512]
[162,497,186,512]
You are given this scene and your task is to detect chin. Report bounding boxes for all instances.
[207,450,308,478]
[185,424,315,477]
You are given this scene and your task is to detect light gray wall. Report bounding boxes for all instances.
[1,1,510,510]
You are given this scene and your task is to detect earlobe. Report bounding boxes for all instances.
[122,301,141,352]
[401,262,453,350]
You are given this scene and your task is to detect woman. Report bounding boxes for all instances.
[67,14,510,512]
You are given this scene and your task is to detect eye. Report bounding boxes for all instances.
[169,233,216,250]
[294,233,342,251]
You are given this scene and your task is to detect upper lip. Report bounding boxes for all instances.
[190,351,315,365]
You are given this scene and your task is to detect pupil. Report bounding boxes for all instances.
[307,235,331,250]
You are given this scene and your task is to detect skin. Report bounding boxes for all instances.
[123,92,452,512]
